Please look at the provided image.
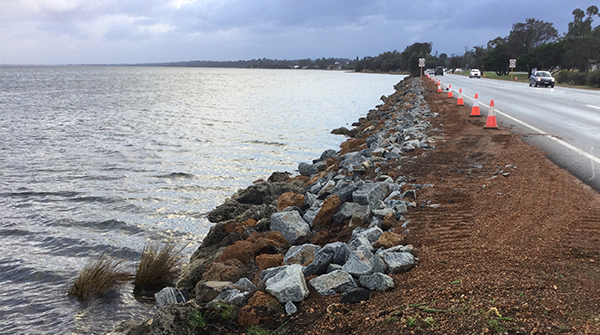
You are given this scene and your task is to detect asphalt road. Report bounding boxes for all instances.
[429,73,600,192]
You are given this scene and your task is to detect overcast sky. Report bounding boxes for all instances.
[0,0,596,65]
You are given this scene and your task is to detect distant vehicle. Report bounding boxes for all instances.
[435,66,444,76]
[454,68,463,74]
[469,69,481,78]
[529,71,555,88]
[425,68,434,75]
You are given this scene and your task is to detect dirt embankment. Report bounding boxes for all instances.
[283,78,600,334]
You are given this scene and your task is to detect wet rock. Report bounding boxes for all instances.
[151,303,191,335]
[359,273,395,291]
[340,287,370,304]
[155,287,186,308]
[267,171,291,183]
[309,270,358,296]
[176,246,226,291]
[284,244,321,265]
[270,211,311,244]
[265,264,309,303]
[110,319,152,335]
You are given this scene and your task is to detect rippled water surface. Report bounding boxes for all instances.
[0,66,403,334]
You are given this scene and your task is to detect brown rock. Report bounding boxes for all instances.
[255,254,284,271]
[237,291,282,328]
[247,291,280,307]
[216,240,254,265]
[312,195,341,230]
[339,138,367,155]
[373,231,405,249]
[381,212,400,231]
[263,231,289,248]
[195,280,233,303]
[237,305,260,328]
[277,192,305,211]
[201,259,246,282]
[251,237,281,256]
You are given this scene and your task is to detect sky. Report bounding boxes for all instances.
[0,0,596,65]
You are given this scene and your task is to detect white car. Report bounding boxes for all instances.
[469,69,481,78]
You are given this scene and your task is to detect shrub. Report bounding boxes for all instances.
[134,241,185,295]
[68,255,132,300]
[586,70,600,88]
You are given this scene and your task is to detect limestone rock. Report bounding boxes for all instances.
[270,211,311,244]
[342,249,374,277]
[284,244,321,265]
[155,287,186,308]
[308,270,357,296]
[382,251,417,274]
[265,264,309,303]
[359,273,395,291]
[340,287,370,304]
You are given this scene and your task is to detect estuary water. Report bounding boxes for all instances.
[0,66,403,334]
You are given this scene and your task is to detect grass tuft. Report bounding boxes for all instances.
[68,254,132,300]
[134,241,185,295]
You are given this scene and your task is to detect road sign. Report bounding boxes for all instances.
[418,58,425,68]
[509,59,516,68]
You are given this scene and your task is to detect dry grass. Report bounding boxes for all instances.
[134,241,185,295]
[68,255,132,300]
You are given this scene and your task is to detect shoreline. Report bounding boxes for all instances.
[109,76,600,335]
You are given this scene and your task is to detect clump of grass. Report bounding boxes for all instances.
[68,255,132,300]
[134,241,185,295]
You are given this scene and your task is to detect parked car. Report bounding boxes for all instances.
[529,71,555,88]
[435,66,444,76]
[469,69,481,78]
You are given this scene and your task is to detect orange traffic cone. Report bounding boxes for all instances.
[457,89,464,106]
[437,81,442,93]
[447,85,453,98]
[470,93,481,117]
[484,100,499,129]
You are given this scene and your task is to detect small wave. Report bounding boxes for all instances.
[243,140,286,147]
[154,172,195,179]
[2,191,82,198]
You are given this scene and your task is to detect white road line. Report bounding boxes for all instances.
[587,105,600,110]
[439,83,600,165]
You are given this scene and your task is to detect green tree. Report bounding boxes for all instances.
[401,42,432,77]
[506,18,558,56]
[567,6,599,38]
[533,40,566,71]
[483,40,510,75]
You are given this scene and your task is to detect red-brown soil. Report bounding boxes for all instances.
[282,79,600,334]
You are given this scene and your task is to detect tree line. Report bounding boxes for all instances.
[351,5,600,83]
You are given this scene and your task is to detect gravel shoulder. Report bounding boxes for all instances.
[283,79,600,335]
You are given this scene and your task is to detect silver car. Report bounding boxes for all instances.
[529,71,555,88]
